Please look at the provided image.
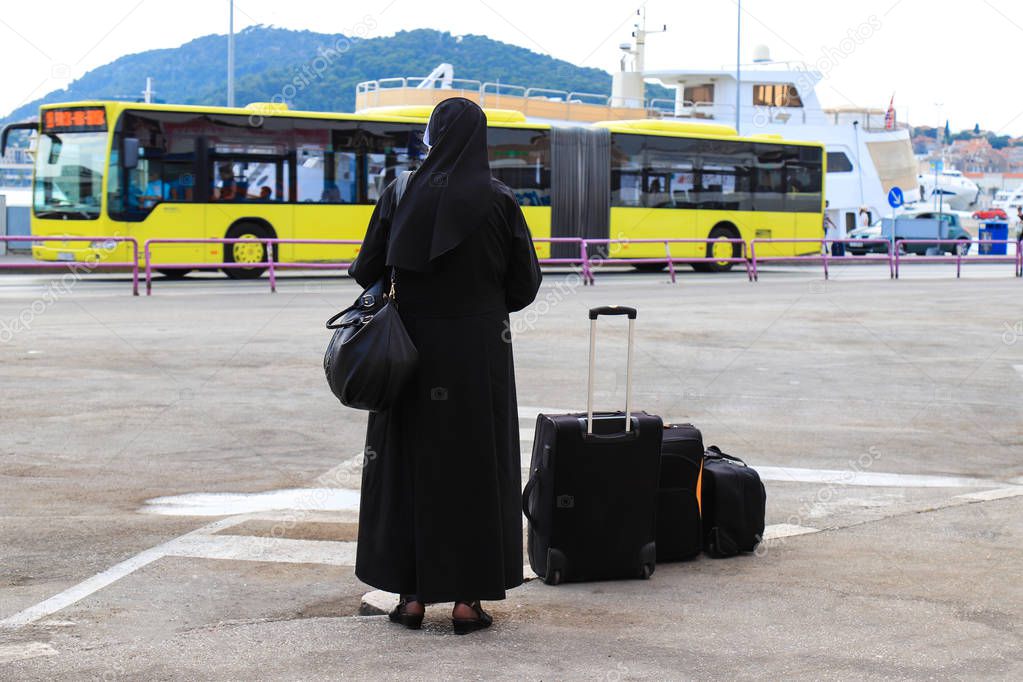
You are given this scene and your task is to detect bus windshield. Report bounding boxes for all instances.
[33,131,107,219]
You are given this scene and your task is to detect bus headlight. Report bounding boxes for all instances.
[89,240,118,251]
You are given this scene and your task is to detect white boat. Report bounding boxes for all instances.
[916,168,980,211]
[991,185,1023,220]
[625,42,918,236]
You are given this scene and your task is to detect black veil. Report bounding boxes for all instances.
[386,98,493,271]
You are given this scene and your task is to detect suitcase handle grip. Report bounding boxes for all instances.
[521,471,539,528]
[586,308,636,434]
[588,306,637,320]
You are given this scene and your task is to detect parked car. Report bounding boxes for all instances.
[846,209,972,256]
[971,208,1007,220]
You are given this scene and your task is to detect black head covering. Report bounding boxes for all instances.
[386,98,493,271]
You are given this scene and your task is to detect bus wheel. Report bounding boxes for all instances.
[223,222,272,279]
[157,269,191,279]
[694,225,740,272]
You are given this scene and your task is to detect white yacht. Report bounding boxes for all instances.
[916,168,980,211]
[988,187,1023,223]
[620,41,918,234]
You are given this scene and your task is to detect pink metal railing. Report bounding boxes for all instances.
[0,236,140,295]
[5,234,1017,295]
[581,237,752,284]
[532,237,591,284]
[749,238,895,281]
[143,237,365,295]
[892,239,1022,279]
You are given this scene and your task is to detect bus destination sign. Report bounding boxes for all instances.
[42,107,107,133]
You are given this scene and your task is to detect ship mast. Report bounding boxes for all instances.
[610,8,665,108]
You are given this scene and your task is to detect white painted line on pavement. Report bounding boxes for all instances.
[763,523,819,540]
[0,642,59,664]
[0,516,246,631]
[758,466,1005,489]
[517,406,570,421]
[165,534,357,566]
[1014,365,1023,380]
[0,547,166,631]
[141,488,361,517]
[953,487,1023,502]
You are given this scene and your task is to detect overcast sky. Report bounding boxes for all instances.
[0,0,1018,133]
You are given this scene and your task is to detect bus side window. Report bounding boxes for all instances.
[296,145,356,204]
[359,121,425,204]
[488,128,551,207]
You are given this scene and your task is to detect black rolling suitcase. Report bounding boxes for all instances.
[522,306,663,585]
[656,424,704,562]
[702,446,767,557]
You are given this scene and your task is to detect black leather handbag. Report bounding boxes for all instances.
[323,269,418,411]
[323,170,418,411]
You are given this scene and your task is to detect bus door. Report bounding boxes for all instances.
[750,147,795,257]
[108,128,208,268]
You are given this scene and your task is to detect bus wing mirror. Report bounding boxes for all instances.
[122,137,140,170]
[1,121,38,156]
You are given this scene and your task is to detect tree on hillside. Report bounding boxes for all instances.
[987,134,1011,150]
[1,27,660,123]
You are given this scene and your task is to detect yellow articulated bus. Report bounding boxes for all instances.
[596,119,825,270]
[6,100,822,277]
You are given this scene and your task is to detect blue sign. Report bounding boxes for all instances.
[887,186,905,209]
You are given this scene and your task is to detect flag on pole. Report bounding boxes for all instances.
[884,94,895,130]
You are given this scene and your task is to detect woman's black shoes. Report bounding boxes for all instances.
[389,598,493,634]
[388,597,424,630]
[451,600,492,635]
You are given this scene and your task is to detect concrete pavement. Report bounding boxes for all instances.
[1,266,1021,679]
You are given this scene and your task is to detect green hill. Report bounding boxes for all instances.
[2,26,669,123]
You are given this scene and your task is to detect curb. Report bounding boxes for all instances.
[359,565,541,614]
[358,590,396,616]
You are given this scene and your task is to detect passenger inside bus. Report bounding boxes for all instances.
[214,164,239,201]
[320,181,342,203]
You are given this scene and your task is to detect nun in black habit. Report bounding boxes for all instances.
[348,97,542,633]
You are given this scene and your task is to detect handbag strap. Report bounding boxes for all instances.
[705,445,748,467]
[387,170,414,302]
[394,170,413,204]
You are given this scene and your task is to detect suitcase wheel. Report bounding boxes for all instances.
[640,564,653,580]
[545,569,562,586]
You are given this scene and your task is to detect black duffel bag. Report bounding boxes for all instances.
[701,446,766,557]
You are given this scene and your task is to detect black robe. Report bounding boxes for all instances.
[348,178,542,602]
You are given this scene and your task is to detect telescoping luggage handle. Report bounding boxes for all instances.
[586,306,638,435]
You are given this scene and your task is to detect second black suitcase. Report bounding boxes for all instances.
[522,306,662,584]
[656,424,704,562]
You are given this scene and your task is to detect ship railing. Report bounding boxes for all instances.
[653,100,736,121]
[355,78,737,120]
[480,82,528,102]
